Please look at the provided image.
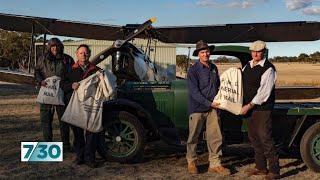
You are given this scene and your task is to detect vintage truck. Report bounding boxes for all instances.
[102,45,320,173]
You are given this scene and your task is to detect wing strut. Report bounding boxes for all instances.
[27,24,35,74]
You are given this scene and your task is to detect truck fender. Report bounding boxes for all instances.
[103,98,159,134]
[103,98,182,146]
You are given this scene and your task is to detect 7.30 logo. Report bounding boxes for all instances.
[21,142,63,162]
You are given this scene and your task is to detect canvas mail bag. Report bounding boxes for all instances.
[213,67,243,115]
[61,71,116,132]
[36,76,65,105]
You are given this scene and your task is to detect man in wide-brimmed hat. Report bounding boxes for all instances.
[186,40,230,175]
[240,40,280,180]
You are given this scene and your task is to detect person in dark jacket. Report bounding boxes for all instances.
[186,40,230,175]
[34,37,74,151]
[62,44,106,168]
[240,40,280,180]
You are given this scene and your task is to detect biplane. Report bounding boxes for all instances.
[0,12,319,84]
[1,13,320,172]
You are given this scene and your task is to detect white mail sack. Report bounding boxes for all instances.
[36,76,65,105]
[61,70,116,133]
[214,67,243,115]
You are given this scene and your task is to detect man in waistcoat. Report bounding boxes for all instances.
[240,40,280,180]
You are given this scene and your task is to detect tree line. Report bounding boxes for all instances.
[269,52,320,63]
[177,51,320,70]
[0,30,31,70]
[0,29,74,71]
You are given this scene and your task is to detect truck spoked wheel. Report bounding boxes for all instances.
[311,134,320,164]
[104,111,145,163]
[300,122,320,172]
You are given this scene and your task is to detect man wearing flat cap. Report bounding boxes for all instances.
[186,40,230,175]
[240,40,280,179]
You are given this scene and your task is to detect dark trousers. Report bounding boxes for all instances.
[40,104,70,146]
[71,125,106,162]
[71,125,85,159]
[96,131,107,159]
[248,110,280,174]
[84,131,98,162]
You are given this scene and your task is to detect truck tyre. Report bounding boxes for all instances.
[300,122,320,172]
[104,111,145,163]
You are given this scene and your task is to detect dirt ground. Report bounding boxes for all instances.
[0,81,320,179]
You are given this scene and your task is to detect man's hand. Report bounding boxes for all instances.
[72,82,80,90]
[40,80,47,87]
[240,103,254,115]
[211,101,220,109]
[97,71,104,81]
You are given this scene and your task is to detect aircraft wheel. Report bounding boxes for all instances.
[104,111,145,163]
[300,122,320,172]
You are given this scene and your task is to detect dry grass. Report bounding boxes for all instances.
[216,62,320,87]
[0,81,320,179]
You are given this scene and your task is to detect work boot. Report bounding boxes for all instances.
[265,172,280,180]
[246,167,268,176]
[187,161,199,174]
[208,166,231,176]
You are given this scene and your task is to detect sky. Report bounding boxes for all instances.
[0,0,319,57]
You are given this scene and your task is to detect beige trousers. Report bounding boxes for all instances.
[186,109,222,167]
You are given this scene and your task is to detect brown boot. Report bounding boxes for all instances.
[208,166,231,176]
[246,168,268,176]
[187,161,199,174]
[265,172,280,180]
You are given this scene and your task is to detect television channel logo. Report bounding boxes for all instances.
[21,142,63,162]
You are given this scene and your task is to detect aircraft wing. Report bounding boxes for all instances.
[0,13,123,40]
[0,70,35,85]
[155,21,320,43]
[0,13,319,43]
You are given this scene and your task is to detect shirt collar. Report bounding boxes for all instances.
[80,63,89,71]
[249,58,266,68]
[197,60,211,69]
[72,61,91,70]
